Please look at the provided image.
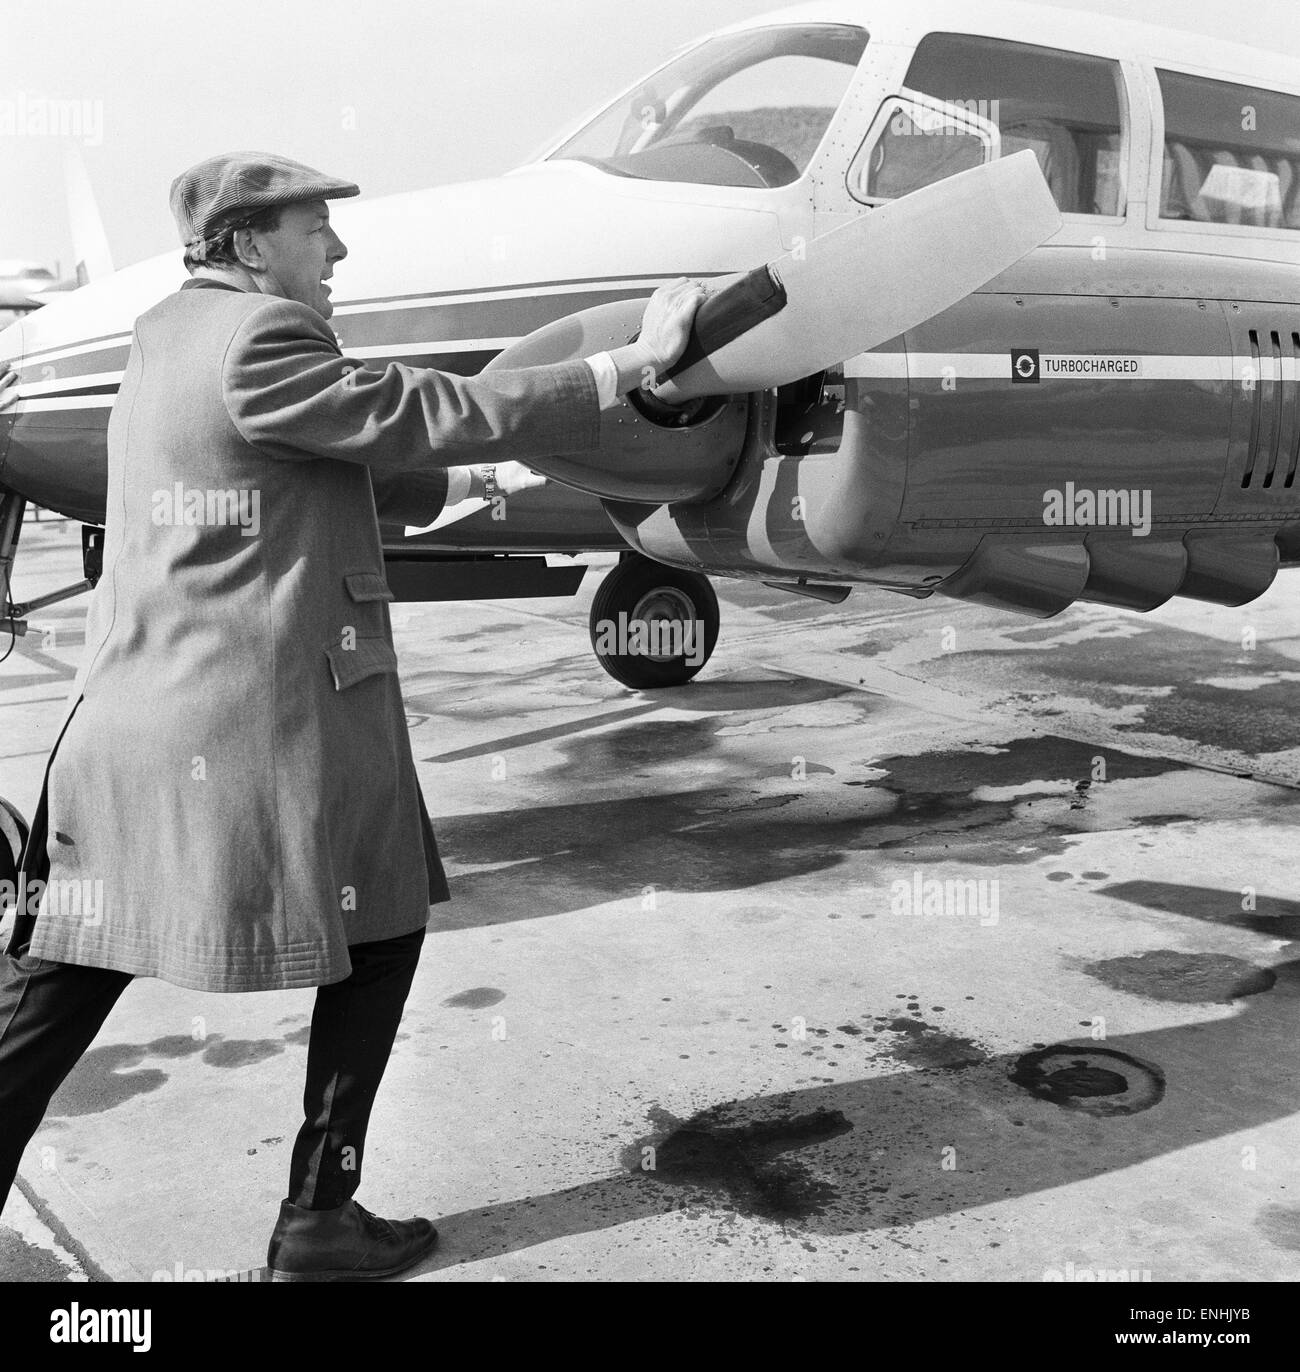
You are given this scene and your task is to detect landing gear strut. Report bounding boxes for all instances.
[589,552,719,690]
[1,489,103,642]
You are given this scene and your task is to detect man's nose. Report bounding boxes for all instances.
[327,227,347,262]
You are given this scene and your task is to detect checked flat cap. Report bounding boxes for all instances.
[170,151,359,247]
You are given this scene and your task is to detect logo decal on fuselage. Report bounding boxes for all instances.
[1011,348,1039,382]
[1012,349,1147,382]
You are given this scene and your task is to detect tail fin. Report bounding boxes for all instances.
[63,146,114,285]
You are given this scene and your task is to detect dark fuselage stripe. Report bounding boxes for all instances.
[13,277,681,385]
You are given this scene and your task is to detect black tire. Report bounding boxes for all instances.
[589,555,720,689]
[0,795,28,915]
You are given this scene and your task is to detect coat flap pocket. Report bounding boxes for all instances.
[344,572,395,603]
[325,637,399,691]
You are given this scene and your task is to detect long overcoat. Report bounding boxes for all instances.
[17,278,598,991]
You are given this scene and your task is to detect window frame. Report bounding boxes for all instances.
[537,22,872,195]
[846,89,1000,207]
[1145,62,1300,242]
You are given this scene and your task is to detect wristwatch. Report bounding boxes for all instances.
[481,465,499,500]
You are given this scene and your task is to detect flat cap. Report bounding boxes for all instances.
[170,151,360,247]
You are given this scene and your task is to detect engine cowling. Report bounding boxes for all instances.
[485,299,750,504]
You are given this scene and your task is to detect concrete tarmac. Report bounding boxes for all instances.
[1,516,1298,1282]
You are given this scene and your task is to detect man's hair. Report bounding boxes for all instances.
[183,204,284,272]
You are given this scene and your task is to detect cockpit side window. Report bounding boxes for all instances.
[548,24,868,190]
[848,94,996,204]
[1156,70,1300,229]
[903,33,1126,215]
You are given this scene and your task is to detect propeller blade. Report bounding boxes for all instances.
[655,149,1061,401]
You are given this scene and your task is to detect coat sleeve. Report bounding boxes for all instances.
[220,296,601,473]
[370,466,450,528]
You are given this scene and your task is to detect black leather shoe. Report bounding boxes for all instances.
[266,1198,438,1282]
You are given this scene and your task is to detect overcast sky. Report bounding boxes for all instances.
[3,0,1297,271]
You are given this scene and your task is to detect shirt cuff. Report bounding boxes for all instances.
[444,466,472,505]
[585,352,621,411]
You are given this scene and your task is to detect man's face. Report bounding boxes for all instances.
[247,200,347,319]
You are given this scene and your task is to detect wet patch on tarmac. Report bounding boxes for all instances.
[521,679,861,778]
[442,987,506,1009]
[47,1044,169,1116]
[201,1038,285,1068]
[871,735,1173,795]
[949,623,1300,753]
[550,715,725,775]
[141,1034,207,1059]
[1082,950,1277,1003]
[47,1030,293,1114]
[1009,1045,1165,1117]
[438,735,1198,927]
[854,735,1180,864]
[441,622,524,642]
[624,1103,854,1221]
[1254,1203,1300,1252]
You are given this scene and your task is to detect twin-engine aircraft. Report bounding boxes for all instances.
[1,0,1299,696]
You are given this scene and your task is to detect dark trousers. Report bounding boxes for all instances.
[0,924,425,1217]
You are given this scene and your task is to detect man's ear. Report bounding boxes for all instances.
[232,228,267,273]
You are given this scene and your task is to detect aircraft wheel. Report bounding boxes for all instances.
[589,555,719,689]
[0,795,29,913]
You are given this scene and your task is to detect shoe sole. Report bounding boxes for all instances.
[269,1230,439,1283]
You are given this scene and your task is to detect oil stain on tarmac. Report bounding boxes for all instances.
[442,987,506,1009]
[623,1103,854,1221]
[1009,1045,1166,1117]
[878,1017,987,1071]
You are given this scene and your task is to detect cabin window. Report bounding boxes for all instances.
[1157,70,1300,229]
[903,33,1125,215]
[548,24,868,189]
